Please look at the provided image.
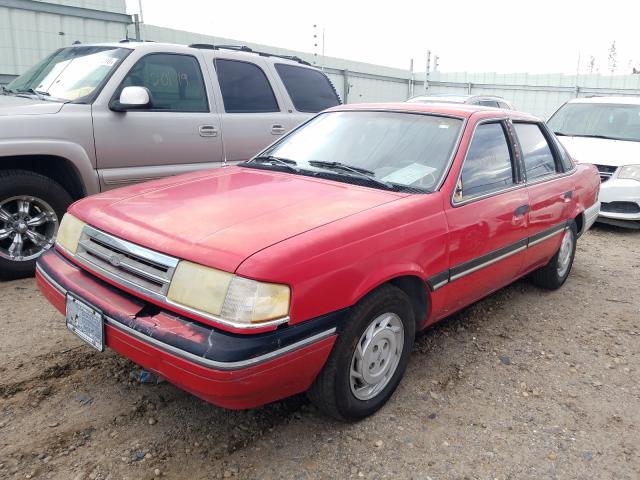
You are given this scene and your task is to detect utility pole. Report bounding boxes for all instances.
[409,58,414,98]
[138,0,145,41]
[424,50,431,93]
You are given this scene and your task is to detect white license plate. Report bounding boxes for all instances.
[66,295,104,352]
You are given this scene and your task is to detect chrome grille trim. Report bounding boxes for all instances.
[75,225,178,297]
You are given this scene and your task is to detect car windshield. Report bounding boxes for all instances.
[5,46,130,102]
[548,102,640,142]
[258,111,463,191]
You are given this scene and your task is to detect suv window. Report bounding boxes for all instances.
[459,122,514,200]
[476,100,500,108]
[214,59,279,113]
[274,64,340,112]
[121,53,208,112]
[514,123,558,180]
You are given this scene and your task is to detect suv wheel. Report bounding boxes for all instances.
[0,170,73,280]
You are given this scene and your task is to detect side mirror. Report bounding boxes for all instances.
[110,86,151,112]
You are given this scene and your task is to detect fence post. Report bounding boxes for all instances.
[343,69,350,104]
[467,82,472,94]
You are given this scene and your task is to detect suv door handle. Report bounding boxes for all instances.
[563,191,573,202]
[271,124,286,135]
[199,125,218,137]
[514,204,530,217]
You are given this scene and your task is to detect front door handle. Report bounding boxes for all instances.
[563,191,573,202]
[271,124,286,135]
[514,204,530,217]
[199,125,218,137]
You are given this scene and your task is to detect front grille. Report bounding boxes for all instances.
[75,226,178,297]
[601,201,640,214]
[594,164,617,183]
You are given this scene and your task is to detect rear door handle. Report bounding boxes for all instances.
[563,191,573,202]
[199,125,218,137]
[271,124,286,135]
[514,204,530,217]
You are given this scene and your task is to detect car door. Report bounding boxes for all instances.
[211,56,290,163]
[443,119,529,311]
[514,121,575,270]
[92,51,223,190]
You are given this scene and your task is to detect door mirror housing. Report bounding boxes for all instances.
[111,86,152,112]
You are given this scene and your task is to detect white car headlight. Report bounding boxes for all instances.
[618,164,640,181]
[167,261,290,326]
[56,213,86,254]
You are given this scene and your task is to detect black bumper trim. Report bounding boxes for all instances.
[37,250,346,369]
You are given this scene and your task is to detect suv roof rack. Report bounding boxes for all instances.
[189,43,311,66]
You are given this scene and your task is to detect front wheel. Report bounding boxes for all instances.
[0,170,73,280]
[530,220,577,290]
[308,285,416,421]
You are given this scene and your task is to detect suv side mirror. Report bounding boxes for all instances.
[110,86,152,112]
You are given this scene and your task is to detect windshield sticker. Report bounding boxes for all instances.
[102,57,118,66]
[382,163,437,184]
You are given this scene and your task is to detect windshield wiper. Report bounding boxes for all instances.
[308,160,394,190]
[251,155,301,173]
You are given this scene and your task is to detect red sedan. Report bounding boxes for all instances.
[36,103,601,420]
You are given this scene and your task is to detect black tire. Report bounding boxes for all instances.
[308,284,416,421]
[530,220,577,290]
[0,169,73,280]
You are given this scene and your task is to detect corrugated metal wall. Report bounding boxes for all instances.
[0,0,127,81]
[425,72,640,118]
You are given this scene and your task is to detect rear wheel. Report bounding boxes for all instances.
[0,170,72,280]
[308,285,415,421]
[530,221,577,290]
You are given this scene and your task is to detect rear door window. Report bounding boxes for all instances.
[459,122,515,200]
[120,53,208,112]
[214,59,279,113]
[274,64,341,112]
[514,123,558,180]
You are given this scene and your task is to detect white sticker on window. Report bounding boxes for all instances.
[102,57,118,66]
[382,163,437,184]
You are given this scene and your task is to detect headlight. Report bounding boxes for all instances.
[167,261,290,326]
[618,164,640,181]
[56,213,86,254]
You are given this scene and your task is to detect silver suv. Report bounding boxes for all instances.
[0,42,341,279]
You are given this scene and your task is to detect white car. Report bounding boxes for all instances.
[548,96,640,229]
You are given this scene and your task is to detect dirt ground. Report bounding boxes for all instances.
[1,224,639,480]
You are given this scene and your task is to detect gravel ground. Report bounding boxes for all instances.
[0,224,639,480]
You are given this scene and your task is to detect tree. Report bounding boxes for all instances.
[607,41,617,74]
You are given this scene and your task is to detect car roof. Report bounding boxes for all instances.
[566,96,640,106]
[64,41,312,68]
[327,102,538,121]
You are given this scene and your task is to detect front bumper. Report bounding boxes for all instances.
[598,178,640,224]
[36,249,340,409]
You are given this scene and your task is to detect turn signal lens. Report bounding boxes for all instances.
[56,213,86,254]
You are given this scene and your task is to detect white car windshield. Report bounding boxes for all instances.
[6,46,129,102]
[259,111,463,192]
[548,102,640,143]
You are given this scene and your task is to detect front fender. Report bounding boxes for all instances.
[0,139,99,195]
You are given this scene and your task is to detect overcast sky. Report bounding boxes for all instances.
[125,0,640,75]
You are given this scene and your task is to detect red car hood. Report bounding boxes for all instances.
[70,167,405,273]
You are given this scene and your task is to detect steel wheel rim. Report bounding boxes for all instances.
[350,312,404,401]
[0,196,58,262]
[557,228,574,278]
